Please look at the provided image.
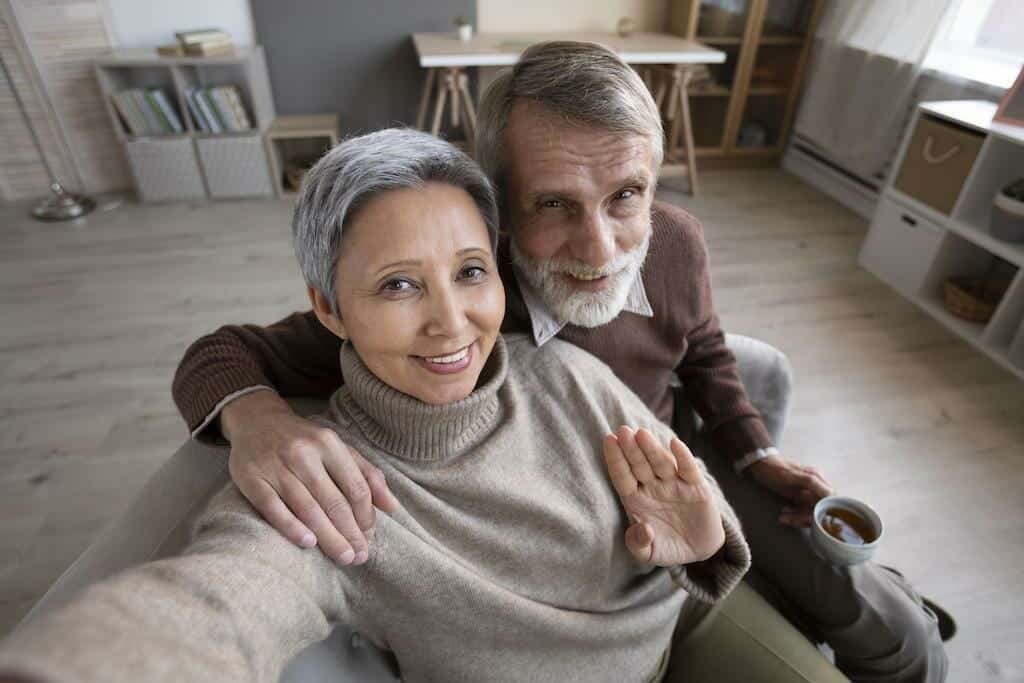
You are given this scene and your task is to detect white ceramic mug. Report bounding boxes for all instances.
[810,495,884,567]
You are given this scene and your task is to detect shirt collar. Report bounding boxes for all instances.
[513,266,654,347]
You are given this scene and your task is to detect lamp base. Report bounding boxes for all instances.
[32,182,96,222]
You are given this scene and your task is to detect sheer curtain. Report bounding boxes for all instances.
[793,0,956,184]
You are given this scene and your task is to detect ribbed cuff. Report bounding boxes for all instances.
[669,512,751,604]
[190,385,276,444]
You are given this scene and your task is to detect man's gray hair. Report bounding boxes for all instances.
[292,128,499,314]
[476,40,664,194]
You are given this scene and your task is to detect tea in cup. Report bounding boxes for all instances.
[810,496,883,567]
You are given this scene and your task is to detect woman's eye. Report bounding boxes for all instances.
[459,266,486,280]
[382,278,416,293]
[541,199,563,209]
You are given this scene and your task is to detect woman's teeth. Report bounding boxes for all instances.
[423,346,470,364]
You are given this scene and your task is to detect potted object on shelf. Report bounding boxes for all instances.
[942,257,1015,324]
[454,16,473,41]
[992,178,1024,243]
[616,17,635,38]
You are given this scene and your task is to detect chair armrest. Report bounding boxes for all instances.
[21,438,230,626]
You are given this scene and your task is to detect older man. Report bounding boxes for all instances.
[173,42,947,682]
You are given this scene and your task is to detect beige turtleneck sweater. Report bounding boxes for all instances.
[0,334,750,683]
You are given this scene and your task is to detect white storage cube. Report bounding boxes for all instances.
[859,197,945,297]
[124,137,206,202]
[196,135,274,199]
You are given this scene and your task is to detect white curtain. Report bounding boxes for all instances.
[794,0,955,183]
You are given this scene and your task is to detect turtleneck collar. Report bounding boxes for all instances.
[330,336,508,463]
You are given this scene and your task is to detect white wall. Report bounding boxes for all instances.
[103,0,254,48]
[477,0,668,33]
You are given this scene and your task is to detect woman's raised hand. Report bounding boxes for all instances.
[603,426,725,567]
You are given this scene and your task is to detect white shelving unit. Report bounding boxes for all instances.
[94,47,276,202]
[859,100,1024,380]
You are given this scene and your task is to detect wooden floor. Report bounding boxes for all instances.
[2,170,1022,681]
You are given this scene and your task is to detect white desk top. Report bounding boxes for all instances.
[411,32,726,68]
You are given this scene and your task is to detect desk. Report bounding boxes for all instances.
[410,32,726,194]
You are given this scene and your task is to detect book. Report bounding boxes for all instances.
[183,41,234,57]
[150,89,184,133]
[111,91,146,135]
[156,43,185,57]
[185,88,209,132]
[144,90,173,133]
[210,87,242,130]
[195,88,224,133]
[129,89,163,135]
[221,86,252,130]
[175,28,230,45]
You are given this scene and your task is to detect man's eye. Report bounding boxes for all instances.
[541,199,563,209]
[382,278,416,293]
[616,188,637,200]
[459,266,486,280]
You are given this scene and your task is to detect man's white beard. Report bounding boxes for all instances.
[511,233,650,328]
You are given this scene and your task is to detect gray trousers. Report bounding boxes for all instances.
[678,335,948,683]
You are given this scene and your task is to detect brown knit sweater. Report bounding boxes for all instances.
[172,201,772,462]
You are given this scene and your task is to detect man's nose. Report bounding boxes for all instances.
[569,211,616,269]
[424,284,468,337]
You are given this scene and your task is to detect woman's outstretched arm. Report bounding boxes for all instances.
[0,485,354,683]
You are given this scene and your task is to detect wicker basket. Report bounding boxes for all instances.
[943,276,1013,323]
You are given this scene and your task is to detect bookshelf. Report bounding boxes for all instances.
[859,101,1024,381]
[94,47,275,202]
[668,0,824,163]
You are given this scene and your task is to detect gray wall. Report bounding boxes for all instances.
[250,0,475,133]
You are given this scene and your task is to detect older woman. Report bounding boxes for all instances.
[0,129,749,683]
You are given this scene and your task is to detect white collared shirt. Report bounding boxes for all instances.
[512,266,654,347]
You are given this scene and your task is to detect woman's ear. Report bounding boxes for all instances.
[307,286,348,340]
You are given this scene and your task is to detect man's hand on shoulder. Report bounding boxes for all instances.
[221,390,400,565]
[747,455,833,529]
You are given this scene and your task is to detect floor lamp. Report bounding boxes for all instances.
[0,49,95,221]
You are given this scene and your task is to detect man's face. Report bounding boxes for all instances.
[504,100,655,328]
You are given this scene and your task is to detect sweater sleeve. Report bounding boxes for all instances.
[172,310,344,440]
[0,486,354,683]
[663,205,773,463]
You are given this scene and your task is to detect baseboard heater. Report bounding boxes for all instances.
[782,137,881,220]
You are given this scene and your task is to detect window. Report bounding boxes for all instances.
[924,0,1024,89]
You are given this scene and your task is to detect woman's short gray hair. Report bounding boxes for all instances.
[293,128,499,314]
[476,41,664,194]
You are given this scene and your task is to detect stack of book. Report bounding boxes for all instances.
[157,28,234,57]
[110,88,184,136]
[185,86,252,133]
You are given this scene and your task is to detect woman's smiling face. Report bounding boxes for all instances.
[311,181,505,405]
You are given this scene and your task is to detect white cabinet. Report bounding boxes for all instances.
[859,100,1024,380]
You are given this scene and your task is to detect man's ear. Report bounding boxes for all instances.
[307,286,348,340]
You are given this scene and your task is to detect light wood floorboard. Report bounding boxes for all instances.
[2,170,1023,682]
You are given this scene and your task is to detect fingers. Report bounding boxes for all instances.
[352,450,401,514]
[242,478,317,548]
[779,505,814,528]
[278,473,359,566]
[797,465,833,500]
[669,437,703,484]
[603,434,637,497]
[634,429,678,480]
[624,521,654,563]
[616,426,656,483]
[320,436,376,533]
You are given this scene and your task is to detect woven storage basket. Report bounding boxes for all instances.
[943,276,1013,323]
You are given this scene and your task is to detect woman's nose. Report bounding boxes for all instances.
[424,285,468,338]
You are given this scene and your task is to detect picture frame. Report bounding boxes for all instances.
[994,65,1024,127]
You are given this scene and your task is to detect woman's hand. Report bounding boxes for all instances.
[222,390,400,565]
[603,426,725,567]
